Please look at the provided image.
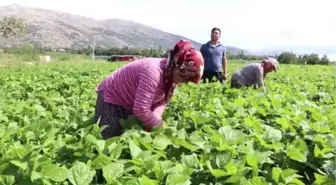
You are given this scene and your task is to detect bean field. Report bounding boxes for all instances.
[0,60,335,185]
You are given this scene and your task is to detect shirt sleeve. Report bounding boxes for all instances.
[133,67,163,131]
[222,46,227,57]
[254,67,264,89]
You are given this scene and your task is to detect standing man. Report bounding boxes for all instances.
[200,27,228,83]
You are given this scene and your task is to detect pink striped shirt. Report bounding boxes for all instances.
[97,58,171,130]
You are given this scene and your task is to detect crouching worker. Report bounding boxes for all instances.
[93,40,204,139]
[231,57,278,92]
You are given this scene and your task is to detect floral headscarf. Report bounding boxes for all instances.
[164,40,204,100]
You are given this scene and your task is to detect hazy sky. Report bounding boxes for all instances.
[0,0,335,52]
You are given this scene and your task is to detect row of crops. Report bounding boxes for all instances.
[0,61,335,185]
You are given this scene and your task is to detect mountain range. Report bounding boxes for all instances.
[0,4,244,54]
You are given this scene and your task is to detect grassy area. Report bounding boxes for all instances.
[0,52,94,67]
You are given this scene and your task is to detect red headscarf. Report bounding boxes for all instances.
[261,57,278,73]
[164,40,204,100]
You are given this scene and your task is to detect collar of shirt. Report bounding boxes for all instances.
[207,41,222,47]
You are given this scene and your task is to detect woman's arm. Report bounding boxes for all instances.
[133,67,163,131]
[255,67,266,92]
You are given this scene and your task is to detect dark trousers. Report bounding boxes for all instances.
[202,71,223,83]
[93,91,132,139]
[230,77,243,88]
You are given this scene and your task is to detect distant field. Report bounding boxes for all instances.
[0,52,93,67]
[0,52,260,67]
[0,54,335,184]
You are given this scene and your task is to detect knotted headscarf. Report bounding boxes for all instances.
[164,40,204,101]
[261,57,279,73]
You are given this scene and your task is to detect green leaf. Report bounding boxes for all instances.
[246,154,258,168]
[209,161,238,178]
[122,178,140,185]
[188,132,206,149]
[211,169,228,178]
[139,175,157,185]
[288,148,306,162]
[276,117,290,130]
[9,160,28,171]
[181,153,199,168]
[68,161,95,185]
[104,178,122,185]
[129,140,142,158]
[91,153,111,169]
[102,163,124,183]
[174,139,197,151]
[85,134,105,152]
[218,126,245,145]
[166,174,191,185]
[281,169,301,184]
[247,176,269,185]
[12,143,29,159]
[153,135,172,150]
[287,140,308,163]
[42,179,53,185]
[107,142,124,160]
[272,167,282,183]
[41,164,68,182]
[312,173,335,185]
[30,171,41,182]
[291,178,306,185]
[263,125,282,142]
[0,175,15,185]
[244,116,263,134]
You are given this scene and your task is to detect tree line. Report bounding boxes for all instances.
[70,46,167,58]
[71,46,266,61]
[276,52,330,65]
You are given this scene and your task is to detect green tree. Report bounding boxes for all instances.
[237,50,245,59]
[299,54,310,64]
[226,50,232,59]
[320,54,330,65]
[277,52,297,64]
[306,54,320,65]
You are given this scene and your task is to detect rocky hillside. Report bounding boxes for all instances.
[0,4,243,53]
